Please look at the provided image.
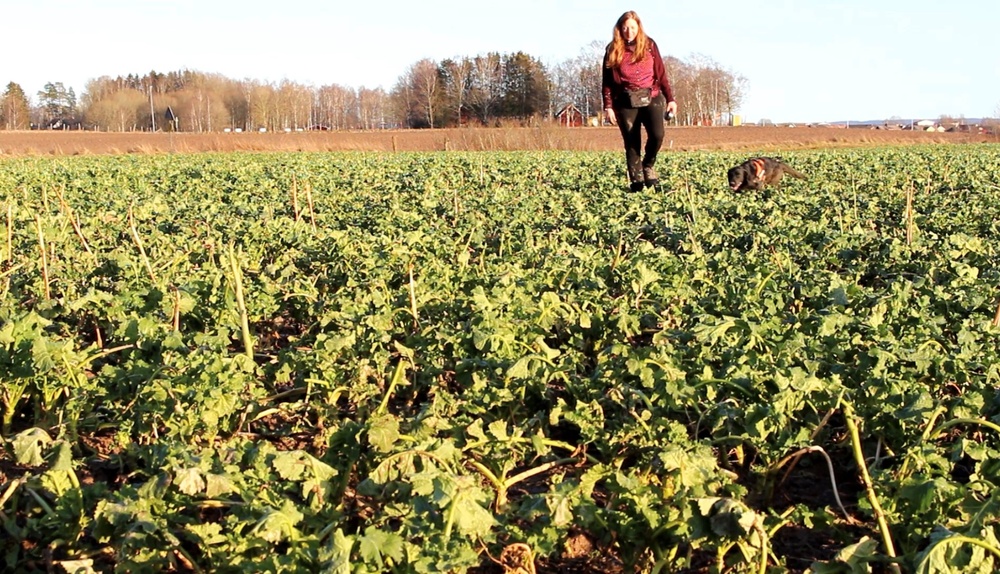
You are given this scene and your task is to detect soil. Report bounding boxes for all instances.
[0,125,991,156]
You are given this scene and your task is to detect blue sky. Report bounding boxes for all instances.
[3,0,998,123]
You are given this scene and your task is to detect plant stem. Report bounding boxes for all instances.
[843,401,900,573]
[930,417,1000,439]
[753,519,769,574]
[780,397,841,486]
[6,202,14,265]
[610,232,624,272]
[771,446,851,521]
[442,490,459,540]
[228,246,254,362]
[171,284,181,331]
[128,203,157,283]
[3,202,11,297]
[291,174,300,221]
[408,261,419,328]
[70,213,94,258]
[34,215,51,300]
[897,404,948,479]
[376,359,408,415]
[505,458,577,490]
[905,182,914,245]
[0,477,26,513]
[305,180,316,230]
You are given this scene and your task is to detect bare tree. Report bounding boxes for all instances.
[70,41,751,132]
[390,58,442,128]
[173,73,229,132]
[412,59,440,128]
[985,104,1000,137]
[274,80,312,130]
[577,40,605,119]
[358,87,387,129]
[664,56,695,125]
[441,58,473,127]
[468,53,503,125]
[84,88,147,131]
[314,84,357,129]
[667,54,746,126]
[551,41,615,124]
[247,81,273,131]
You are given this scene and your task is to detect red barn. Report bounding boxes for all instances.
[555,103,584,127]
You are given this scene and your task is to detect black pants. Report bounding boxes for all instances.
[615,93,666,184]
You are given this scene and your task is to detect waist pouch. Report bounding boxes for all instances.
[626,88,652,108]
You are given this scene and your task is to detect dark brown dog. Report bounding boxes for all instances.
[727,157,806,191]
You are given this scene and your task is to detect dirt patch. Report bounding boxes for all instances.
[0,126,989,156]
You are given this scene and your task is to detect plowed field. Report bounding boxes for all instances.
[0,125,990,156]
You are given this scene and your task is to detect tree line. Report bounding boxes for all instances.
[0,44,746,132]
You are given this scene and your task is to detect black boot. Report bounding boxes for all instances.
[628,160,644,192]
[643,165,660,189]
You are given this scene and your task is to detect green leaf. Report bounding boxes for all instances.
[56,559,97,574]
[833,536,878,566]
[633,262,660,289]
[368,414,400,453]
[175,467,206,496]
[534,336,560,360]
[546,479,578,527]
[254,500,304,543]
[358,526,405,566]
[506,356,532,379]
[272,451,307,481]
[393,340,415,361]
[693,315,737,346]
[321,529,354,574]
[487,420,509,441]
[205,473,238,498]
[707,498,756,538]
[187,522,227,545]
[409,468,442,497]
[811,536,878,574]
[465,419,488,443]
[12,427,52,466]
[452,489,495,538]
[49,440,74,472]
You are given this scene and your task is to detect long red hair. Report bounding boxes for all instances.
[605,11,650,68]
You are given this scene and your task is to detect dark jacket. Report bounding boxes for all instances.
[602,38,674,110]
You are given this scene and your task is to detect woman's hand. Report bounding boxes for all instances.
[666,100,678,117]
[604,108,617,126]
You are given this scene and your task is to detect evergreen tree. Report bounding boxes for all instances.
[36,82,77,124]
[1,82,32,130]
[499,52,549,120]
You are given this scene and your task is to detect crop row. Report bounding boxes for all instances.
[1,146,999,572]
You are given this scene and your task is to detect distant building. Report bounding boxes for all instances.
[46,117,82,130]
[555,103,584,127]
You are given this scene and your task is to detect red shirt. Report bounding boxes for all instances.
[618,45,655,91]
[601,38,674,110]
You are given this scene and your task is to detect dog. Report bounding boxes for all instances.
[727,157,806,191]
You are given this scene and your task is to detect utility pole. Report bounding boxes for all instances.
[149,86,156,132]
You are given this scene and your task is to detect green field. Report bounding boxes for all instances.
[1,146,999,573]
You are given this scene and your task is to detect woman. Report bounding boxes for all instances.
[602,11,678,192]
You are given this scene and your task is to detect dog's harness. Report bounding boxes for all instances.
[751,158,766,180]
